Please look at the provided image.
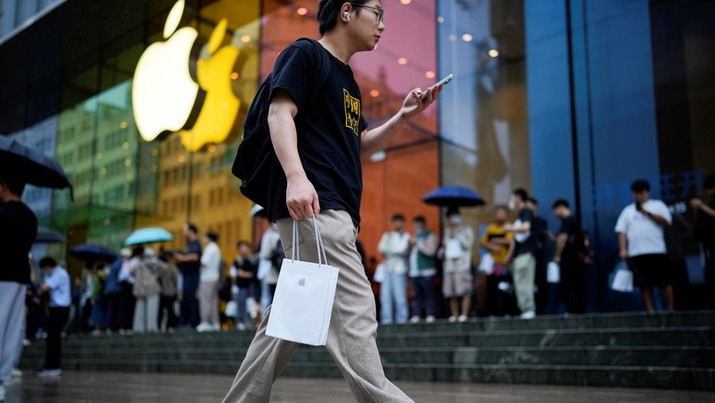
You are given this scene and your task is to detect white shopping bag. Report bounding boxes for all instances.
[373,263,385,283]
[266,219,339,346]
[478,253,494,274]
[445,239,463,259]
[547,261,560,283]
[256,258,272,280]
[610,261,633,293]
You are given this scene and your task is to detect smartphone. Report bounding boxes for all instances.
[420,73,453,100]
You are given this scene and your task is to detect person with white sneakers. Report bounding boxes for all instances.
[408,215,438,323]
[198,231,222,332]
[505,188,538,320]
[36,257,71,378]
[441,209,475,322]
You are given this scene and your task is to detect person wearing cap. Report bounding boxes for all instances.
[198,231,222,332]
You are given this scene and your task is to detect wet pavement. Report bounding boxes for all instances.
[3,370,713,402]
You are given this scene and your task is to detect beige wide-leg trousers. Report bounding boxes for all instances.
[222,210,413,403]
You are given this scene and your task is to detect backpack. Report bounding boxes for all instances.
[232,38,333,207]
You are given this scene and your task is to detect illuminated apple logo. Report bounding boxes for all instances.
[132,0,199,142]
[179,18,241,152]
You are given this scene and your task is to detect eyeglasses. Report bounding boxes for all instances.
[351,3,384,24]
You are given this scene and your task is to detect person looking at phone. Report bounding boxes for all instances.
[222,1,444,402]
[615,179,673,313]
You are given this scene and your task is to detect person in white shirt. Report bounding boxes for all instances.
[37,257,71,377]
[198,231,222,332]
[615,179,673,313]
[441,209,475,322]
[258,224,281,315]
[378,214,410,324]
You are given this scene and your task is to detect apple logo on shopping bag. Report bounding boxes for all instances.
[298,277,307,287]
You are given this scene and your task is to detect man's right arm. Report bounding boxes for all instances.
[618,232,628,260]
[268,90,319,221]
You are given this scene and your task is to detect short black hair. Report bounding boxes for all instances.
[39,257,57,269]
[186,223,198,234]
[317,0,369,35]
[512,188,529,202]
[527,197,538,205]
[132,245,145,258]
[704,174,715,190]
[391,213,405,222]
[0,177,25,196]
[631,179,650,193]
[412,215,426,224]
[552,199,570,209]
[206,231,218,242]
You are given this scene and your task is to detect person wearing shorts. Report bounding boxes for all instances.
[441,209,474,322]
[616,179,673,312]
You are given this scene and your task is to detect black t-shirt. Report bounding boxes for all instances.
[233,257,257,289]
[180,239,202,275]
[558,215,581,259]
[514,208,537,256]
[266,39,368,227]
[0,201,38,284]
[694,199,715,251]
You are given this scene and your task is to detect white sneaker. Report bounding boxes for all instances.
[448,316,457,323]
[36,368,62,377]
[409,316,421,324]
[425,315,435,323]
[11,368,22,378]
[236,322,247,331]
[211,323,221,331]
[520,311,536,320]
[458,315,468,322]
[0,383,5,402]
[196,322,211,332]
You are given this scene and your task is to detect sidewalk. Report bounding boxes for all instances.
[4,371,713,402]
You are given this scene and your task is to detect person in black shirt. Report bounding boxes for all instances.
[173,223,202,329]
[692,174,715,308]
[231,241,257,331]
[505,188,537,319]
[527,197,551,314]
[552,199,586,314]
[0,178,37,396]
[222,1,443,401]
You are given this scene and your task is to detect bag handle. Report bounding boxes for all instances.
[291,218,329,266]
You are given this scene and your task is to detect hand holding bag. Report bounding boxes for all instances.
[266,219,339,346]
[610,260,634,293]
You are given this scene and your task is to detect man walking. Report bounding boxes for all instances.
[505,188,538,319]
[174,223,202,329]
[378,214,410,324]
[222,1,443,401]
[0,178,37,399]
[552,199,586,314]
[616,179,673,312]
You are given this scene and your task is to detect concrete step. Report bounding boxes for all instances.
[22,345,715,368]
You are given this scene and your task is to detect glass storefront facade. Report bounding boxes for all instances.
[0,0,713,312]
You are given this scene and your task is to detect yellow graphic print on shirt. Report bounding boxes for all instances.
[343,89,361,136]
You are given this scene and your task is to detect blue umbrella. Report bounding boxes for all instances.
[422,186,486,207]
[0,137,73,193]
[125,227,173,246]
[70,244,117,262]
[35,227,66,244]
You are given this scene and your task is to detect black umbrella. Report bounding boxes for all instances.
[0,137,73,193]
[70,244,117,262]
[35,227,66,244]
[422,186,486,207]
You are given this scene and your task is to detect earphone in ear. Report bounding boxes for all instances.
[344,11,350,21]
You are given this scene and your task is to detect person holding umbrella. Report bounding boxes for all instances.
[0,177,38,399]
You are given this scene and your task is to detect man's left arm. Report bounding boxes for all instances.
[361,85,443,155]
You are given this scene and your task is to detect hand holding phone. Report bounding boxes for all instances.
[420,73,453,100]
